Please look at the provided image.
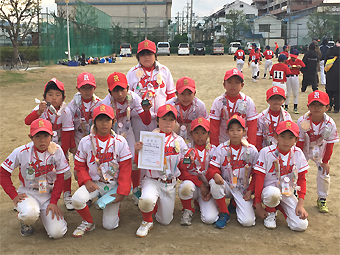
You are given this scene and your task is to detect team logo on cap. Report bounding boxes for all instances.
[84,74,89,81]
[314,92,319,98]
[184,78,189,86]
[113,75,119,82]
[233,69,238,75]
[166,105,171,111]
[198,117,203,123]
[51,78,57,83]
[144,41,149,47]
[232,115,238,119]
[100,105,106,111]
[39,120,44,127]
[273,87,278,93]
[286,122,291,128]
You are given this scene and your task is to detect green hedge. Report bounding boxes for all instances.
[0,46,40,62]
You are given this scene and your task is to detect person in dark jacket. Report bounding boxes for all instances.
[301,42,320,92]
[319,38,330,85]
[325,39,340,113]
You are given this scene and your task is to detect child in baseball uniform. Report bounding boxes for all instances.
[166,77,208,145]
[126,39,176,142]
[0,118,68,238]
[71,104,132,237]
[256,86,292,151]
[254,120,309,231]
[101,72,152,205]
[262,45,274,79]
[206,115,258,229]
[270,54,292,96]
[234,46,245,72]
[178,117,219,226]
[248,48,262,82]
[280,45,289,58]
[134,104,188,237]
[296,90,339,213]
[25,78,76,210]
[209,68,258,147]
[285,49,306,114]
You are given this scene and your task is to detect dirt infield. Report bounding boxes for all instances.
[0,55,339,255]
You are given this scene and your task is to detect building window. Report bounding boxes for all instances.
[259,24,270,32]
[246,14,256,19]
[240,4,244,7]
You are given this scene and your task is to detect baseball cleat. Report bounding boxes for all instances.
[20,223,34,237]
[293,108,299,114]
[63,191,74,210]
[214,212,230,229]
[317,199,329,213]
[72,221,95,237]
[180,209,193,226]
[228,199,237,213]
[264,212,276,229]
[136,221,153,237]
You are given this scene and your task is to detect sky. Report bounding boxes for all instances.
[41,0,253,17]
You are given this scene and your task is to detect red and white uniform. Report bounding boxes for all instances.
[254,145,309,231]
[67,93,102,146]
[249,53,261,77]
[270,63,292,95]
[256,108,292,151]
[286,59,305,105]
[234,49,245,72]
[127,61,176,140]
[209,92,258,145]
[263,50,274,75]
[206,142,258,227]
[297,113,339,199]
[178,144,219,224]
[0,142,69,238]
[72,133,132,229]
[280,51,289,58]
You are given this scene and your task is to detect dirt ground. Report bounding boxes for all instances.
[0,55,339,255]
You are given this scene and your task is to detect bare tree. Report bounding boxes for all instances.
[0,0,40,59]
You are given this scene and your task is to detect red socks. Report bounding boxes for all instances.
[64,177,72,193]
[76,205,93,223]
[131,169,141,189]
[181,199,194,213]
[215,198,229,214]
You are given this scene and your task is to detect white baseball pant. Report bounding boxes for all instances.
[316,161,330,199]
[131,116,157,142]
[209,179,255,227]
[261,187,308,231]
[138,177,176,225]
[236,59,244,72]
[320,60,326,85]
[72,181,120,230]
[286,76,299,105]
[272,81,287,97]
[16,187,67,239]
[250,62,258,78]
[264,59,273,76]
[178,180,219,224]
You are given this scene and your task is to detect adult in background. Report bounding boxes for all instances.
[301,42,319,92]
[312,39,322,86]
[325,38,340,113]
[319,38,330,86]
[275,42,279,58]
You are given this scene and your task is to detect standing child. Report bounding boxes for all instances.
[285,49,305,113]
[134,104,188,237]
[270,54,292,96]
[71,104,132,237]
[256,86,292,152]
[166,77,208,144]
[254,120,309,231]
[262,45,274,79]
[206,115,258,229]
[234,46,245,72]
[248,48,261,82]
[209,68,258,146]
[178,117,219,226]
[296,90,339,213]
[301,42,320,92]
[25,78,76,210]
[0,119,68,238]
[280,45,289,58]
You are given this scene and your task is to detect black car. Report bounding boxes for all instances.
[193,43,205,55]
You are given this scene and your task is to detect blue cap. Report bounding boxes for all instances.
[266,45,270,49]
[252,43,256,47]
[238,45,242,49]
[290,49,299,57]
[278,54,287,62]
[283,45,288,50]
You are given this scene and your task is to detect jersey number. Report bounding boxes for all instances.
[238,52,243,56]
[274,71,284,80]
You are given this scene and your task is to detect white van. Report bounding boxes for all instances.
[157,42,170,56]
[228,42,241,55]
[178,43,190,56]
[120,43,132,57]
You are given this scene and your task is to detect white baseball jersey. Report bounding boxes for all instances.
[297,113,339,161]
[1,141,69,188]
[254,145,309,188]
[126,61,176,118]
[257,107,292,147]
[209,92,258,143]
[74,134,132,182]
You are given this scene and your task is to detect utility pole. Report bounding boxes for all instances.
[190,0,193,43]
[288,0,291,45]
[65,0,71,61]
[37,0,40,66]
[186,2,189,34]
[143,0,147,39]
[182,10,184,34]
[177,12,180,34]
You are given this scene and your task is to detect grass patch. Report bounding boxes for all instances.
[0,72,28,87]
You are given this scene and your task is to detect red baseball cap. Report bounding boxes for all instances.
[224,68,244,82]
[77,72,96,89]
[137,39,156,54]
[93,104,115,120]
[227,114,246,129]
[30,118,53,136]
[107,72,128,91]
[191,117,210,131]
[176,77,196,94]
[266,86,286,100]
[157,104,178,118]
[276,120,299,137]
[44,78,65,92]
[307,90,329,106]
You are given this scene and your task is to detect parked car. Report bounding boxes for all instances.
[228,42,241,55]
[120,43,132,57]
[245,42,260,54]
[157,42,170,56]
[212,43,224,55]
[193,43,205,55]
[178,43,190,56]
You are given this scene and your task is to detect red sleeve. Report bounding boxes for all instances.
[138,110,151,126]
[254,171,265,203]
[247,119,257,146]
[134,153,139,165]
[50,173,64,205]
[247,168,256,192]
[166,92,176,100]
[0,167,18,200]
[322,143,334,163]
[210,119,220,146]
[61,130,75,155]
[25,110,40,125]
[256,135,263,152]
[296,141,304,151]
[297,171,307,199]
[178,151,203,187]
[117,158,132,196]
[206,164,221,181]
[74,159,92,187]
